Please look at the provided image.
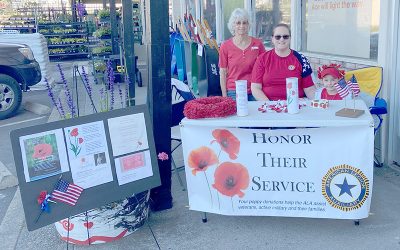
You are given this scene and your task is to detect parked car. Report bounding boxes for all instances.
[0,43,41,119]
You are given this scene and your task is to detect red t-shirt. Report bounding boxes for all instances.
[251,49,314,100]
[219,37,265,93]
[321,88,342,100]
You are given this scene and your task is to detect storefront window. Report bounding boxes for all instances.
[255,0,291,47]
[303,0,380,60]
[221,0,244,41]
[202,0,216,38]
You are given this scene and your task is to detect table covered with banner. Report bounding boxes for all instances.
[180,100,374,220]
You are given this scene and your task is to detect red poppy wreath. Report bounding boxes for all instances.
[183,96,236,119]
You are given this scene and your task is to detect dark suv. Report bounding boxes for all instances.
[0,43,41,119]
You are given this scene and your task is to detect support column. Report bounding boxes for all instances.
[110,0,119,54]
[121,0,135,106]
[145,0,172,211]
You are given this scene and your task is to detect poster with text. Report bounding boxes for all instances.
[107,113,149,156]
[19,129,69,182]
[181,125,374,219]
[64,121,113,189]
[114,150,153,185]
[307,0,372,58]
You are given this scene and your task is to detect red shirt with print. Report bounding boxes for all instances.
[321,88,342,100]
[219,37,265,93]
[251,49,314,100]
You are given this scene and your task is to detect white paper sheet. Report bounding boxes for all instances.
[107,113,149,156]
[64,121,113,189]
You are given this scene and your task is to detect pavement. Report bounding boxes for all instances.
[1,61,400,249]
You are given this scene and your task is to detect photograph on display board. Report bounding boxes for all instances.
[107,113,149,157]
[64,121,113,189]
[114,150,153,185]
[19,129,69,182]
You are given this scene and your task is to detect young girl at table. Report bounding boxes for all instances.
[315,63,351,100]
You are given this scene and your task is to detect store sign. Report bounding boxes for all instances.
[306,0,372,58]
[181,126,373,219]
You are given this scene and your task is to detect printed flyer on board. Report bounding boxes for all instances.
[19,129,69,182]
[64,121,113,189]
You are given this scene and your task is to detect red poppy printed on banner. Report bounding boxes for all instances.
[32,143,53,160]
[212,162,249,198]
[287,82,292,89]
[70,128,79,137]
[188,146,218,175]
[211,129,240,160]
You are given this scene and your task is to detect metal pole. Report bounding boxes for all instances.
[122,0,136,106]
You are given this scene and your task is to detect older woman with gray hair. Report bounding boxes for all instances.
[219,8,265,100]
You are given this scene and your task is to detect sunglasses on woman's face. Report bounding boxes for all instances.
[274,35,290,40]
[236,21,249,25]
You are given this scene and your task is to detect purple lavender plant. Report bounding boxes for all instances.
[77,3,86,18]
[81,66,97,112]
[57,97,66,119]
[117,81,124,108]
[57,64,76,118]
[106,60,115,110]
[44,77,65,119]
[124,75,131,107]
[99,87,106,112]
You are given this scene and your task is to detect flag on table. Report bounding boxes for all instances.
[52,179,83,206]
[348,74,360,97]
[334,78,350,99]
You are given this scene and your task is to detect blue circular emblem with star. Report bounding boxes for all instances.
[322,164,369,212]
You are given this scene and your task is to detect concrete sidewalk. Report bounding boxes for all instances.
[1,63,400,249]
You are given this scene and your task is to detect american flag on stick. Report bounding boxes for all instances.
[334,78,350,99]
[348,74,360,97]
[52,179,83,206]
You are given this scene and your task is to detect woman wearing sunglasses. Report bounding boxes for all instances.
[219,8,266,100]
[251,23,316,101]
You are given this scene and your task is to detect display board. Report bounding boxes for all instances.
[11,105,161,231]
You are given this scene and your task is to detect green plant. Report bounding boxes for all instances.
[92,46,112,55]
[93,27,111,38]
[94,61,106,72]
[48,37,62,44]
[98,9,110,19]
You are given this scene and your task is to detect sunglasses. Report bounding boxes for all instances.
[274,35,290,40]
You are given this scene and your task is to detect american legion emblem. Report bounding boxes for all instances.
[322,164,369,212]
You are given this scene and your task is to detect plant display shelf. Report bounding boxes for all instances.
[38,22,89,61]
[0,15,37,34]
[48,43,88,48]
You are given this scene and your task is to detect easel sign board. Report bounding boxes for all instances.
[10,105,161,231]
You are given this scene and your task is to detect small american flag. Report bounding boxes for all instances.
[52,179,83,206]
[334,78,350,98]
[348,74,360,97]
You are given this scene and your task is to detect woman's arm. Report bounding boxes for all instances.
[304,85,316,99]
[251,83,269,101]
[219,68,228,97]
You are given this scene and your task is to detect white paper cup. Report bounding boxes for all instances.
[235,80,248,116]
[286,77,299,114]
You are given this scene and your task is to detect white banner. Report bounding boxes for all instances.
[181,126,374,219]
[306,0,372,58]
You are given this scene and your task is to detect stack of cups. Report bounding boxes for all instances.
[286,77,299,114]
[235,80,249,116]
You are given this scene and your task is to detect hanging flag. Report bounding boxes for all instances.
[348,74,360,97]
[52,179,83,206]
[334,78,350,99]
